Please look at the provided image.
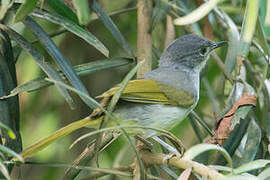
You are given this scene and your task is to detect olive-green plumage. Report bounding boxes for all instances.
[20,34,226,159]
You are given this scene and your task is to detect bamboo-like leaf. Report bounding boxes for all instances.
[0,0,13,20]
[232,119,261,167]
[0,162,10,180]
[31,9,109,57]
[0,24,76,109]
[46,0,79,24]
[0,122,16,139]
[91,0,135,59]
[1,58,133,98]
[233,159,270,174]
[220,174,260,180]
[0,144,24,162]
[72,0,90,25]
[14,0,39,22]
[258,167,270,180]
[150,0,170,32]
[222,12,240,74]
[238,0,260,58]
[23,17,94,109]
[183,143,233,168]
[174,0,220,26]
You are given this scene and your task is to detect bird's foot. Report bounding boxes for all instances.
[162,152,178,164]
[135,134,153,151]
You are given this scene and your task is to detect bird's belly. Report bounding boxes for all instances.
[113,102,192,137]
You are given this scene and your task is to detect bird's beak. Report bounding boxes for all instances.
[211,41,227,50]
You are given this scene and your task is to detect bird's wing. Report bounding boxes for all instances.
[96,79,195,107]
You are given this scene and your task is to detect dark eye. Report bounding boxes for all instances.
[199,47,208,56]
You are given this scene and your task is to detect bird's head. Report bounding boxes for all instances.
[159,34,226,71]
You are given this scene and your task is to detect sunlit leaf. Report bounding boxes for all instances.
[0,144,24,162]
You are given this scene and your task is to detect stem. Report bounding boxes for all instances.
[137,0,153,77]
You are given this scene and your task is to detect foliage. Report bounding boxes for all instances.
[0,0,269,179]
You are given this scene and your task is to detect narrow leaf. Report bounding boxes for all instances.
[23,17,94,109]
[72,0,90,25]
[151,0,170,32]
[0,0,13,20]
[31,9,109,57]
[46,0,79,24]
[238,0,260,58]
[0,24,76,109]
[0,162,10,180]
[258,167,270,180]
[0,122,16,139]
[0,58,132,98]
[91,0,135,59]
[183,143,233,168]
[174,0,220,26]
[14,0,39,22]
[233,159,270,174]
[0,144,24,162]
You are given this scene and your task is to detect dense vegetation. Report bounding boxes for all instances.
[0,0,269,179]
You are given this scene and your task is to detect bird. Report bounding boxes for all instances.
[20,34,226,158]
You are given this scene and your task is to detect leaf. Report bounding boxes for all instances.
[46,0,79,24]
[72,0,90,25]
[14,0,39,22]
[232,119,261,167]
[206,93,256,145]
[150,0,170,32]
[31,9,109,57]
[23,16,94,109]
[0,0,13,20]
[220,174,260,180]
[177,168,192,180]
[222,12,240,74]
[0,144,24,162]
[174,0,220,26]
[258,167,270,180]
[0,24,76,109]
[0,162,10,180]
[237,0,260,59]
[233,159,270,174]
[0,122,16,139]
[1,58,133,98]
[91,0,135,59]
[183,143,233,168]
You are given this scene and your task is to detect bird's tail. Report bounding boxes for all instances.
[19,116,102,159]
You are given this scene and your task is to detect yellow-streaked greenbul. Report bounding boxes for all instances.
[20,34,226,158]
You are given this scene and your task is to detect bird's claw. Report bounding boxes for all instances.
[162,153,178,164]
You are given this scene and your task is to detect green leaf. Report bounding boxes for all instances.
[14,0,39,22]
[238,0,260,58]
[23,16,94,109]
[0,0,13,20]
[183,143,233,168]
[0,162,10,180]
[46,0,79,24]
[91,0,135,59]
[1,58,132,98]
[222,12,240,74]
[233,159,270,174]
[232,119,261,167]
[0,144,24,162]
[150,0,170,32]
[220,174,260,180]
[0,24,76,109]
[72,0,91,25]
[258,167,270,180]
[31,9,109,57]
[0,122,16,139]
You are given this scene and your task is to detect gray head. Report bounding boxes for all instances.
[159,34,226,70]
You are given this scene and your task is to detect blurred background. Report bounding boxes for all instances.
[0,0,268,179]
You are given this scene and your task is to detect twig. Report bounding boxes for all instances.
[141,151,224,179]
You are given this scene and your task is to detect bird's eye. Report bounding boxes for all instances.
[199,47,208,56]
